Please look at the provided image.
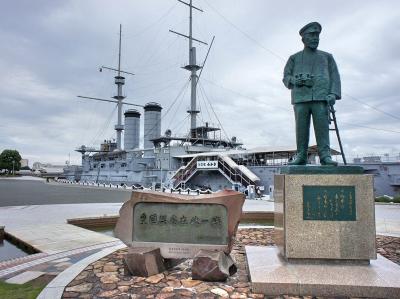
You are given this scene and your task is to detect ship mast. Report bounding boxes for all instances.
[170,0,207,138]
[114,24,125,150]
[77,24,138,151]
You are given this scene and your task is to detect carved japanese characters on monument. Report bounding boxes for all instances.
[134,202,228,245]
[283,22,341,166]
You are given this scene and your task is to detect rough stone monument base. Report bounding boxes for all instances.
[123,247,165,277]
[192,249,237,281]
[246,246,400,298]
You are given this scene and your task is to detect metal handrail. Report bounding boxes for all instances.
[218,158,251,187]
[173,155,255,188]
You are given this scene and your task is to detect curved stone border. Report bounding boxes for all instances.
[37,243,126,299]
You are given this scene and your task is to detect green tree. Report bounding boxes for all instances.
[0,150,22,174]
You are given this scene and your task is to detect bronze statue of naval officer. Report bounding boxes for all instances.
[283,22,341,166]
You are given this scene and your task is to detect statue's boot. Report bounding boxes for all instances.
[320,156,338,166]
[292,103,310,166]
[288,155,307,165]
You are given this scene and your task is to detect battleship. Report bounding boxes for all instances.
[64,1,400,197]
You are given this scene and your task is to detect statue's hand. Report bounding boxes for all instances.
[326,94,336,106]
[294,77,304,86]
[303,78,314,87]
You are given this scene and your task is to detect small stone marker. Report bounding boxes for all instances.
[123,247,165,277]
[115,190,244,279]
[115,190,245,259]
[192,249,237,281]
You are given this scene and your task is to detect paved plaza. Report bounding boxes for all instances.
[0,178,399,298]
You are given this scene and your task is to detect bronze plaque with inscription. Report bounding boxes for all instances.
[303,186,356,221]
[133,202,228,245]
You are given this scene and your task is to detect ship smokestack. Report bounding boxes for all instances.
[144,102,162,149]
[124,109,141,150]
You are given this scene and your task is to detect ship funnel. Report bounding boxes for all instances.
[144,102,162,149]
[124,109,141,150]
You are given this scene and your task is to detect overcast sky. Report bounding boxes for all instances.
[1,0,399,166]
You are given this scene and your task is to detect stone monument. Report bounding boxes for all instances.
[115,189,244,279]
[245,22,400,298]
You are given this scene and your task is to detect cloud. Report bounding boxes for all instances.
[0,0,399,166]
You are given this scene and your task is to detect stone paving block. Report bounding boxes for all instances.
[55,262,73,268]
[6,271,45,284]
[51,257,70,263]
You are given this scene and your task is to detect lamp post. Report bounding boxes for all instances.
[158,159,163,192]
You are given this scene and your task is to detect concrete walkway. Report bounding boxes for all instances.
[0,203,121,254]
[0,203,122,229]
[375,203,400,237]
[8,224,118,254]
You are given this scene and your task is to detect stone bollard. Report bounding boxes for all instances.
[0,226,4,241]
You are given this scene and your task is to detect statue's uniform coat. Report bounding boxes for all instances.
[283,50,341,103]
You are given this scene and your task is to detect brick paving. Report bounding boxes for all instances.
[62,228,400,298]
[0,241,122,280]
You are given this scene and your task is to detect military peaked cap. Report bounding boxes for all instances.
[299,22,322,36]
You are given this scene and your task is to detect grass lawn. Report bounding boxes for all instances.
[0,280,46,299]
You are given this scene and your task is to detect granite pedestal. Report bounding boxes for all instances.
[246,166,400,297]
[275,166,376,261]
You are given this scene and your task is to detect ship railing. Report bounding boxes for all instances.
[172,154,259,189]
[173,164,197,188]
[169,187,213,195]
[56,178,214,194]
[172,157,199,188]
[217,156,257,188]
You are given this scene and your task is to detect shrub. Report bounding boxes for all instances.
[375,196,390,203]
